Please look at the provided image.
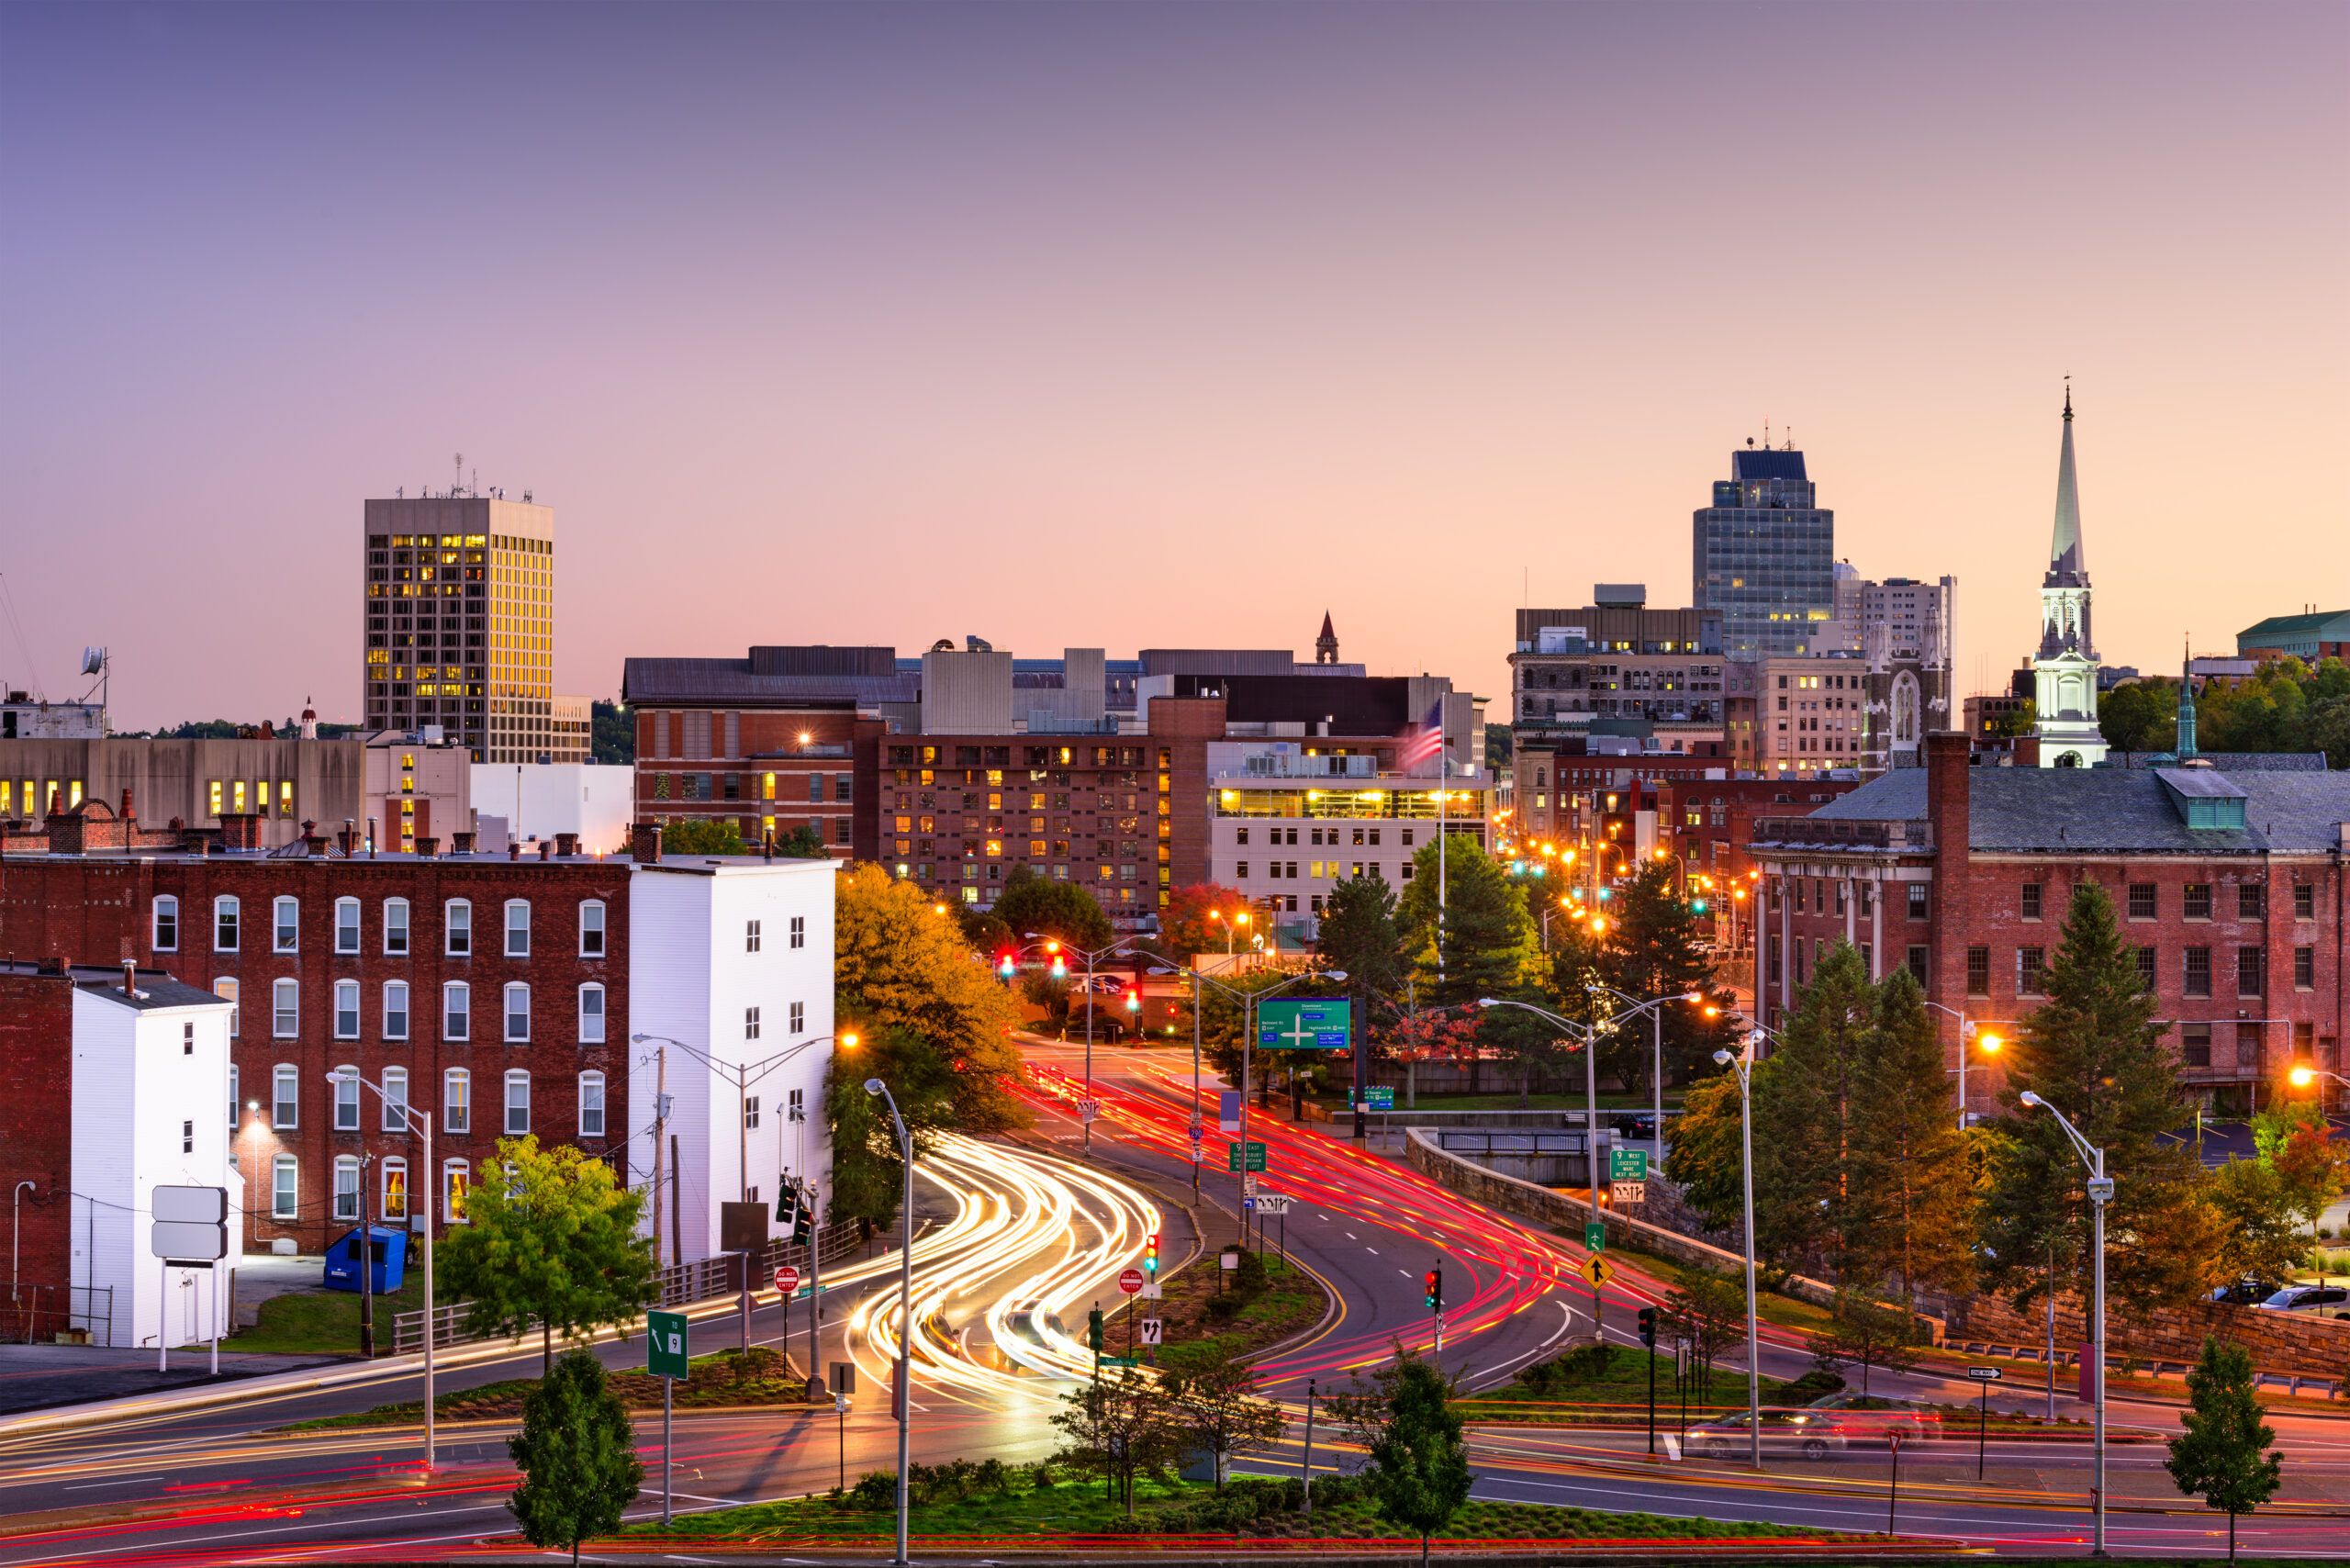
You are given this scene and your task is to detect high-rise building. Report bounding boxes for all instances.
[1508,587,1725,750]
[1693,444,1836,656]
[363,493,585,764]
[2031,389,2106,768]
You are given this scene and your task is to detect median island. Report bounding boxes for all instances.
[281,1345,807,1431]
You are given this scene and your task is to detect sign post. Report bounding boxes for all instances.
[647,1309,689,1525]
[774,1264,801,1298]
[151,1185,228,1374]
[1967,1365,2003,1479]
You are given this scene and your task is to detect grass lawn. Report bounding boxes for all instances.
[1312,1089,1682,1114]
[283,1346,809,1431]
[1146,1250,1326,1374]
[1596,1238,1838,1335]
[223,1275,430,1356]
[1460,1345,1813,1426]
[619,1466,1851,1544]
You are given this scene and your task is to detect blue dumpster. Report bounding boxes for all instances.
[323,1226,408,1294]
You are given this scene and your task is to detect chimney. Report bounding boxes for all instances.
[120,959,138,998]
[509,841,522,861]
[302,819,329,857]
[218,812,268,852]
[631,822,664,865]
[536,840,552,862]
[120,787,135,826]
[451,830,476,854]
[414,835,440,857]
[554,832,579,858]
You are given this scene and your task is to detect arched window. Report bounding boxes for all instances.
[380,1158,408,1221]
[152,895,179,953]
[442,1069,471,1134]
[504,982,531,1044]
[331,1066,361,1130]
[274,895,299,954]
[443,981,470,1042]
[214,978,240,1038]
[272,1063,299,1127]
[333,979,361,1039]
[273,978,299,1038]
[213,895,241,953]
[334,897,362,955]
[578,1071,606,1138]
[504,899,532,958]
[579,900,606,958]
[384,898,410,957]
[442,1159,471,1223]
[381,1066,409,1131]
[384,980,409,1041]
[503,1070,531,1135]
[332,1155,362,1222]
[271,1154,299,1219]
[578,983,605,1045]
[445,899,472,957]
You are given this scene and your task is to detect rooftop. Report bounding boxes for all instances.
[0,960,227,1011]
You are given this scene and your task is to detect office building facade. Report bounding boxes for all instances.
[1693,445,1837,656]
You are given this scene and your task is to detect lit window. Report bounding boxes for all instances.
[215,978,240,1036]
[443,1070,471,1133]
[381,1159,408,1220]
[443,1160,471,1223]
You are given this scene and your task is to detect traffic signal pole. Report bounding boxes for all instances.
[1639,1306,1659,1456]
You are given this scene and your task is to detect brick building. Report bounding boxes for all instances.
[0,818,629,1252]
[1750,733,2349,1114]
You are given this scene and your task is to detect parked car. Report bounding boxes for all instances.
[2208,1277,2280,1306]
[2255,1283,2350,1315]
[1613,1112,1659,1138]
[1805,1394,1943,1442]
[1685,1407,1849,1461]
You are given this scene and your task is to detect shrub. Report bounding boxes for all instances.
[849,1470,895,1509]
[1783,1367,1846,1399]
[1558,1342,1617,1380]
[1516,1358,1560,1394]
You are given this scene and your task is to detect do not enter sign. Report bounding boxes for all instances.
[1117,1268,1145,1294]
[774,1265,801,1295]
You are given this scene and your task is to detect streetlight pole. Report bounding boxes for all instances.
[336,1070,435,1474]
[1923,1002,2002,1131]
[862,1077,914,1568]
[2019,1090,2111,1557]
[1587,984,1709,1176]
[1710,1036,1762,1471]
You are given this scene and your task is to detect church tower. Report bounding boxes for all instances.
[1315,610,1339,666]
[2031,386,2107,767]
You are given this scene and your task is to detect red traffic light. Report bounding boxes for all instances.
[995,951,1016,977]
[1125,988,1140,1012]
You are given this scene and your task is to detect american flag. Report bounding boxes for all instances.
[1397,698,1445,772]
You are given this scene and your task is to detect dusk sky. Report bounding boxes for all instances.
[3,1,2343,731]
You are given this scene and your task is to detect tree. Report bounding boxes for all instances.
[1809,1289,1924,1395]
[1394,834,1539,1010]
[2099,678,2179,755]
[834,864,1025,1132]
[1660,1264,1744,1393]
[1591,862,1740,1093]
[1050,1366,1180,1514]
[1327,1346,1472,1564]
[1659,1069,1746,1229]
[589,699,634,765]
[2255,1102,2350,1238]
[1159,1345,1287,1492]
[772,823,827,857]
[1988,700,2036,741]
[2165,1336,2283,1562]
[1162,883,1256,962]
[1850,968,1976,1298]
[823,1027,961,1229]
[437,1137,656,1375]
[658,817,747,856]
[1977,881,2223,1311]
[507,1349,642,1564]
[993,866,1113,952]
[1317,873,1406,1106]
[2204,1159,2311,1287]
[1749,941,1877,1279]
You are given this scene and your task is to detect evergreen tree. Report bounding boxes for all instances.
[1396,834,1541,1090]
[2165,1337,2282,1562]
[1317,872,1406,1110]
[1749,941,1876,1277]
[1596,862,1740,1092]
[1977,881,2222,1310]
[1850,968,1977,1298]
[507,1350,643,1565]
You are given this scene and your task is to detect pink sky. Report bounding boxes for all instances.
[2,2,2343,730]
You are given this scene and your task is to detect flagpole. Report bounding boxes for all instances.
[1437,728,1447,988]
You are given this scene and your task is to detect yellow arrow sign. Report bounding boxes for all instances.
[1580,1253,1616,1289]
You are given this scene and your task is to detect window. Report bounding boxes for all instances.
[182,1117,194,1155]
[229,1063,240,1129]
[2295,883,2316,920]
[579,900,605,958]
[2020,882,2043,922]
[152,895,179,952]
[333,1156,362,1222]
[504,900,531,957]
[335,897,361,954]
[214,896,241,953]
[2018,946,2046,996]
[2238,884,2265,921]
[216,977,239,1036]
[789,915,806,949]
[745,919,762,953]
[2184,946,2212,998]
[1906,883,1929,921]
[272,1155,299,1219]
[504,982,531,1043]
[183,1021,195,1057]
[331,1068,361,1130]
[789,1000,806,1034]
[443,981,470,1042]
[1965,946,1990,998]
[382,1067,409,1130]
[274,896,299,953]
[2127,883,2156,921]
[579,983,606,1044]
[273,977,299,1037]
[268,1063,300,1129]
[744,1006,762,1041]
[744,1096,761,1130]
[334,979,361,1039]
[443,1070,470,1133]
[2297,946,2316,990]
[384,898,410,956]
[2181,1022,2212,1068]
[1906,946,1929,985]
[2294,1020,2317,1058]
[383,980,409,1040]
[445,899,472,956]
[788,1086,805,1124]
[578,1071,606,1138]
[2237,946,2266,999]
[2185,883,2212,920]
[443,1160,471,1223]
[2136,945,2158,991]
[504,1070,531,1135]
[381,1159,408,1220]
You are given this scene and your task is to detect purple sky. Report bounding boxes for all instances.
[3,1,2344,730]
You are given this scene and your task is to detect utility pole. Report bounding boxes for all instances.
[650,1044,668,1268]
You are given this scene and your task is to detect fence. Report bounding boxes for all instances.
[0,1283,112,1346]
[390,1215,876,1357]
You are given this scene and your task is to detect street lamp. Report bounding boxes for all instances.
[2288,1066,2347,1300]
[330,1070,436,1474]
[1023,932,1157,1158]
[2018,1089,2113,1557]
[1922,1002,2002,1129]
[1709,1034,1763,1471]
[1585,984,1708,1173]
[862,1078,913,1568]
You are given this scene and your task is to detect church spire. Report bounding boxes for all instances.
[2177,635,2199,760]
[1315,610,1339,666]
[2047,380,2086,584]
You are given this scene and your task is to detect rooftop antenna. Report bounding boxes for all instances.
[1763,419,1771,447]
[1785,425,1794,451]
[454,452,463,497]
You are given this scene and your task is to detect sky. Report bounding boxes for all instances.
[2,1,2344,731]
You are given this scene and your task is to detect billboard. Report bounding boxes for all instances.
[1256,998,1351,1050]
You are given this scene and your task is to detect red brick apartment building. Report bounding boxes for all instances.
[1749,734,2349,1115]
[0,803,627,1251]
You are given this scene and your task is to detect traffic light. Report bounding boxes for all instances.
[775,1185,800,1228]
[1691,900,1708,913]
[791,1183,814,1246]
[1125,987,1140,1014]
[997,951,1016,978]
[1638,1306,1658,1349]
[1423,1267,1443,1311]
[1050,956,1068,978]
[1144,1232,1160,1275]
[1087,1308,1105,1351]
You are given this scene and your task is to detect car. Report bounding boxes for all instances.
[1806,1393,1943,1441]
[2255,1284,2350,1314]
[1684,1407,1849,1461]
[2208,1278,2280,1306]
[1614,1113,1659,1138]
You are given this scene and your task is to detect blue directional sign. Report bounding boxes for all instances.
[1257,998,1351,1051]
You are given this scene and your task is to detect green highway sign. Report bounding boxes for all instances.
[1099,1354,1141,1369]
[1227,1141,1268,1173]
[1257,998,1351,1051]
[1352,1086,1395,1111]
[647,1309,689,1380]
[1608,1148,1649,1182]
[1584,1221,1606,1251]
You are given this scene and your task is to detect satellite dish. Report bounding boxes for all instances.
[80,646,106,676]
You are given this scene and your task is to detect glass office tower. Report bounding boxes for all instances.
[1691,445,1836,656]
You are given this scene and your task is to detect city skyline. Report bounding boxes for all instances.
[3,1,2344,731]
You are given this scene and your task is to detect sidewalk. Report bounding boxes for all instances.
[0,1342,340,1417]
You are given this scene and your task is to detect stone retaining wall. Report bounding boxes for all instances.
[1954,1289,2350,1382]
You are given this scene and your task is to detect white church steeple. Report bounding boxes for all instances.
[2031,382,2107,767]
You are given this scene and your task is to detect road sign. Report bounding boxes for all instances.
[774,1265,801,1296]
[1138,1317,1163,1346]
[1187,1120,1203,1141]
[1218,1091,1242,1135]
[1077,1099,1100,1123]
[1966,1366,2004,1382]
[1220,1247,1241,1271]
[1614,1182,1647,1205]
[151,1184,228,1261]
[1364,1085,1394,1110]
[1580,1254,1616,1289]
[1140,1281,1163,1299]
[1257,998,1352,1050]
[1584,1221,1606,1251]
[830,1361,856,1394]
[1256,1194,1292,1216]
[647,1310,689,1380]
[1228,1140,1268,1172]
[1189,1146,1206,1164]
[1100,1354,1141,1368]
[1608,1148,1650,1182]
[1118,1268,1145,1294]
